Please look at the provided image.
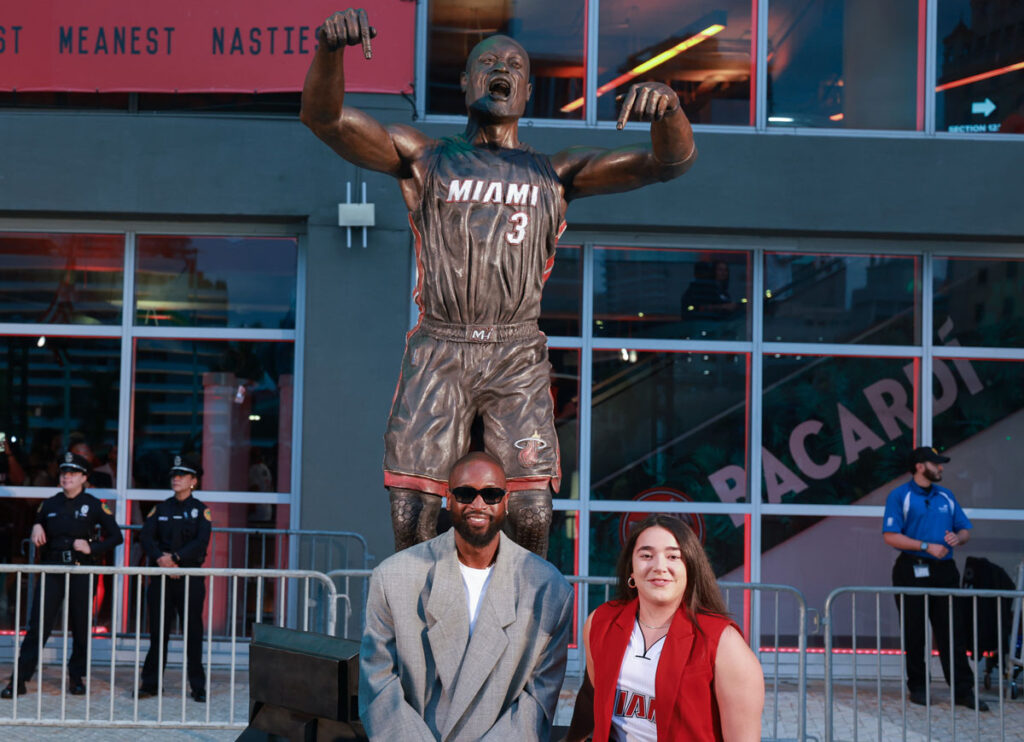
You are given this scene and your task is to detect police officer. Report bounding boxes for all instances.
[138,454,212,702]
[2,451,123,698]
[882,446,988,711]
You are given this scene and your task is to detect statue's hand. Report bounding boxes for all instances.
[616,81,680,130]
[320,9,377,59]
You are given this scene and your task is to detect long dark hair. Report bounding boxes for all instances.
[614,514,729,618]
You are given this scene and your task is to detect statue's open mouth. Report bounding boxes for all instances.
[488,78,511,99]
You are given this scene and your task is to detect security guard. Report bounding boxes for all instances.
[882,446,987,710]
[139,453,212,702]
[2,451,122,698]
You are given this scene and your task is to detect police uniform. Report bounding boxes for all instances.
[139,455,212,701]
[3,452,122,697]
[384,136,564,497]
[883,447,978,704]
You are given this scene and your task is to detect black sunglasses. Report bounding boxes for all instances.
[450,486,507,505]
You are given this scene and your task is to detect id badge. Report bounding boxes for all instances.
[913,563,930,579]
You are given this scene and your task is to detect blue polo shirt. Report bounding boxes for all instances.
[882,479,971,561]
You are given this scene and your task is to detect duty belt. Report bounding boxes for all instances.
[47,550,86,565]
[420,317,539,343]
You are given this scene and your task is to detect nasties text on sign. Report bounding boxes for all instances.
[0,0,414,94]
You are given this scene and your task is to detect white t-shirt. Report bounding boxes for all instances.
[610,620,662,742]
[459,562,494,635]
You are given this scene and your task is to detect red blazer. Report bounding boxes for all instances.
[589,598,735,742]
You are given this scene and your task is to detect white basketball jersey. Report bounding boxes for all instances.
[610,620,662,742]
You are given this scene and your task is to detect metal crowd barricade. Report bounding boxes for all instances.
[0,564,337,729]
[823,584,1024,742]
[114,525,372,640]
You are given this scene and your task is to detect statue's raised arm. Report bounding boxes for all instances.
[300,8,431,188]
[551,81,697,201]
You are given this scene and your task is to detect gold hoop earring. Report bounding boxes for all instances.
[627,576,636,589]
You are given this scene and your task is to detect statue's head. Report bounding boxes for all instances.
[461,35,533,122]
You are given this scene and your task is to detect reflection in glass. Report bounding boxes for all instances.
[135,236,297,329]
[933,257,1024,347]
[763,253,918,344]
[0,336,120,489]
[132,339,294,492]
[426,0,586,119]
[594,247,750,339]
[932,359,1024,510]
[756,516,891,648]
[590,350,748,506]
[762,355,917,506]
[549,348,580,500]
[595,0,752,125]
[539,245,582,337]
[767,0,919,129]
[936,0,1024,134]
[0,232,124,325]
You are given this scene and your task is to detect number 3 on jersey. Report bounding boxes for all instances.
[506,211,529,245]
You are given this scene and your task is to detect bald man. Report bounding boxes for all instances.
[358,452,573,740]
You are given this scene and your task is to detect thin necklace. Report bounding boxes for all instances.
[637,616,672,630]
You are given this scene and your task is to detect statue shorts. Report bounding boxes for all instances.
[383,319,561,496]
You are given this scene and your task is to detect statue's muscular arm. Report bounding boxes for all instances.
[300,9,433,210]
[551,81,697,203]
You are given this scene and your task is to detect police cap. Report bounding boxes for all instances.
[58,451,91,474]
[169,453,204,479]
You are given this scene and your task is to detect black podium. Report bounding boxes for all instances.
[237,624,368,741]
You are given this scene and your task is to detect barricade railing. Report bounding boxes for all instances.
[823,585,1024,742]
[16,526,372,643]
[0,564,337,729]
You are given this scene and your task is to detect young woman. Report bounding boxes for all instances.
[576,514,764,741]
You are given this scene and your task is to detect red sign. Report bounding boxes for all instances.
[0,1,414,94]
[618,488,707,547]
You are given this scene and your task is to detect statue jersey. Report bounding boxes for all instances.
[410,135,565,326]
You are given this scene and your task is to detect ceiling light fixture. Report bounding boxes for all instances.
[560,23,726,113]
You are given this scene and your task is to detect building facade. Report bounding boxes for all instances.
[1,0,1022,641]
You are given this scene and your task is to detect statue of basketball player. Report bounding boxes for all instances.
[302,9,697,557]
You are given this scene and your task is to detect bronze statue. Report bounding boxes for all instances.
[301,9,697,557]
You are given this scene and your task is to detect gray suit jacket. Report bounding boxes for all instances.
[358,530,574,741]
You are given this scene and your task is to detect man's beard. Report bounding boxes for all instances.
[453,511,502,548]
[924,467,942,482]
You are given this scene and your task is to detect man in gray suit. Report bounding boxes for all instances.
[359,451,574,741]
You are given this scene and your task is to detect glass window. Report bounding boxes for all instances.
[933,257,1024,347]
[931,358,1023,509]
[550,348,581,500]
[0,232,124,325]
[131,339,295,492]
[595,247,750,340]
[763,252,919,344]
[0,335,121,489]
[596,0,752,125]
[757,515,890,648]
[540,244,582,337]
[590,350,748,502]
[761,354,918,506]
[936,0,1024,134]
[426,0,586,119]
[767,0,921,129]
[134,236,298,329]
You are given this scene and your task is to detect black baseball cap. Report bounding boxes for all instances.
[58,451,91,474]
[909,446,950,471]
[169,453,203,479]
